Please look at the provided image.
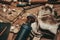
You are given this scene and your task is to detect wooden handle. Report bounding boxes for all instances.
[30,0,48,3]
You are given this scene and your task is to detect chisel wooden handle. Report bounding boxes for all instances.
[30,0,48,3]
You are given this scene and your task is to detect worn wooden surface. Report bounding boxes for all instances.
[0,2,60,40]
[9,5,60,40]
